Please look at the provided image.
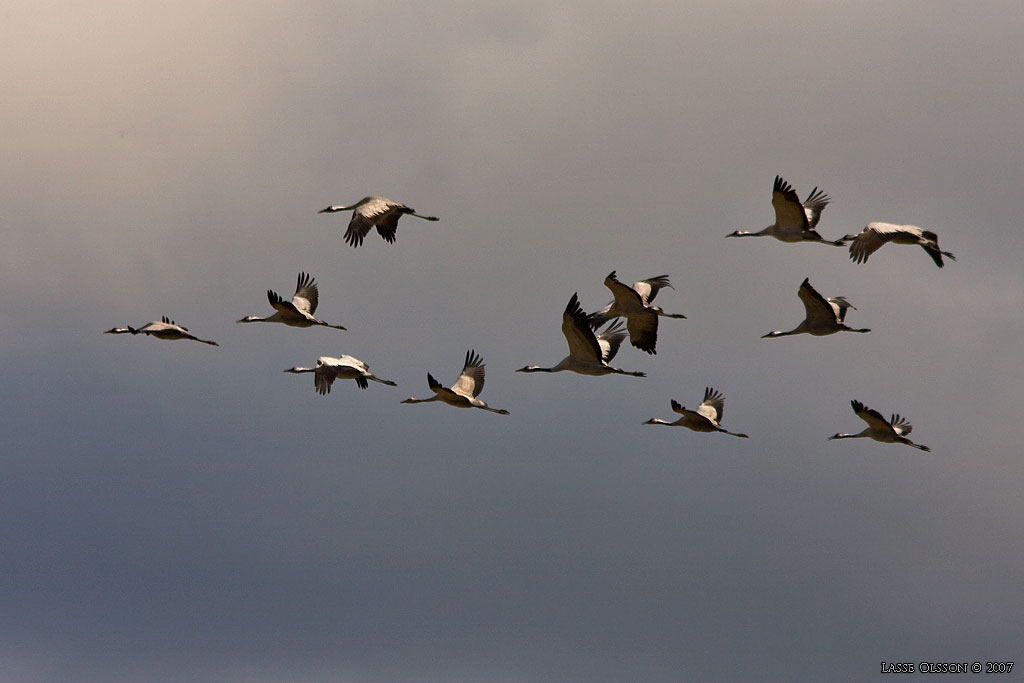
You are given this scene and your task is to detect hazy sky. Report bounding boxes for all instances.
[4,1,1023,681]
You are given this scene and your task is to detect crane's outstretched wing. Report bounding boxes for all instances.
[452,349,486,398]
[797,278,839,326]
[696,386,725,424]
[596,319,628,362]
[771,175,810,235]
[632,275,673,304]
[851,400,894,434]
[292,272,319,314]
[562,294,604,362]
[802,186,831,229]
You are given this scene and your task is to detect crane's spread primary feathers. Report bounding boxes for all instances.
[319,196,439,247]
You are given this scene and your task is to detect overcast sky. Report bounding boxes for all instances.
[3,1,1023,681]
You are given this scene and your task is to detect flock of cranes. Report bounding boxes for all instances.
[107,179,954,452]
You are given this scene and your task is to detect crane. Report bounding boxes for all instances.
[105,316,218,346]
[284,355,396,394]
[516,294,645,377]
[829,400,930,451]
[237,272,346,330]
[402,350,509,414]
[726,175,844,245]
[841,222,956,268]
[762,278,870,338]
[587,272,686,354]
[318,196,439,247]
[643,387,748,438]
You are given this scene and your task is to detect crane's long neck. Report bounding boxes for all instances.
[516,365,557,373]
[762,327,800,338]
[284,367,316,374]
[402,396,441,404]
[643,418,675,426]
[829,431,868,440]
[727,227,772,238]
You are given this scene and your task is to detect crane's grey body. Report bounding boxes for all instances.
[842,221,956,268]
[402,350,509,414]
[726,175,844,245]
[829,400,930,451]
[319,196,439,247]
[285,355,396,394]
[105,316,218,346]
[516,294,645,377]
[643,387,748,438]
[762,278,870,338]
[237,272,346,330]
[588,272,686,355]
